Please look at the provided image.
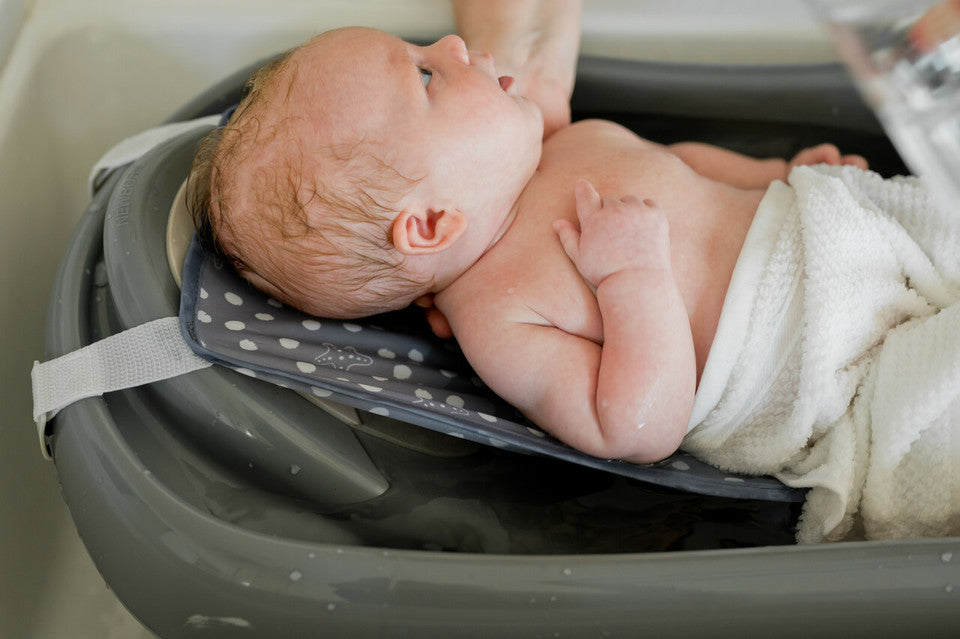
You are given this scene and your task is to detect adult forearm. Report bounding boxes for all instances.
[453,1,580,69]
[453,0,582,137]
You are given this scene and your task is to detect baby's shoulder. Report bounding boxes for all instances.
[541,120,659,175]
[550,119,638,145]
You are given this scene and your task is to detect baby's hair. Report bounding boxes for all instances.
[190,51,294,268]
[189,42,430,319]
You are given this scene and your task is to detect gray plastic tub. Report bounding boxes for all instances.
[43,56,959,638]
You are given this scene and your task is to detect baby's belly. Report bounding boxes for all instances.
[668,184,765,381]
[537,129,766,377]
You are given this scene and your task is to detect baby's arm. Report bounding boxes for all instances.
[487,179,694,463]
[668,142,868,190]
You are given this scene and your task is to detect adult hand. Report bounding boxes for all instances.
[415,294,453,339]
[454,0,582,139]
[909,0,960,52]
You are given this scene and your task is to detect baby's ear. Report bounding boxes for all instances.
[391,207,467,255]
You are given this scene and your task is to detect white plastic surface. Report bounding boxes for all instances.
[0,0,32,75]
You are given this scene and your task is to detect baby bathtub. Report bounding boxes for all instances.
[4,1,959,637]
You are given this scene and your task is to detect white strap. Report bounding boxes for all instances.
[32,316,212,460]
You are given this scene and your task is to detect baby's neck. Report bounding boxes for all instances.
[430,186,528,295]
[484,191,524,256]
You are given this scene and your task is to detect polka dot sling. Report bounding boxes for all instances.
[177,236,805,502]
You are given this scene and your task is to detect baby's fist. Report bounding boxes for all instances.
[554,179,670,289]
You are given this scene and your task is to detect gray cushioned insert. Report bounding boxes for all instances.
[180,237,805,502]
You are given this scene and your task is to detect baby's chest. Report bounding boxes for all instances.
[459,237,606,346]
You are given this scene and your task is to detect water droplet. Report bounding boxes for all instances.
[289,570,302,581]
[327,603,337,611]
[942,552,953,563]
[290,464,301,475]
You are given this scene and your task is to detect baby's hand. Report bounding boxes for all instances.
[790,143,869,170]
[554,179,671,290]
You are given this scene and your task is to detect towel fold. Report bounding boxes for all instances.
[684,165,960,542]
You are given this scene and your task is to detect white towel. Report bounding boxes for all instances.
[684,164,960,543]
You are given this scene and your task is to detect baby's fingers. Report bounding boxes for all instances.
[841,154,869,170]
[553,219,581,265]
[574,178,601,223]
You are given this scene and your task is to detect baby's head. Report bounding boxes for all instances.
[190,27,543,318]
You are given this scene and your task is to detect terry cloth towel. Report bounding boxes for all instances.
[684,164,960,543]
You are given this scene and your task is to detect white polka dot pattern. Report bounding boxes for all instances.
[178,246,808,503]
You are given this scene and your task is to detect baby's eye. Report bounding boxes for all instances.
[419,68,432,88]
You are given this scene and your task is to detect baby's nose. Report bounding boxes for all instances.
[436,34,469,64]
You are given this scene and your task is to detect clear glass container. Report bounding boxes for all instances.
[808,0,960,215]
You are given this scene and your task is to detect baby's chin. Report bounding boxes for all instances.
[530,113,546,150]
[518,99,545,142]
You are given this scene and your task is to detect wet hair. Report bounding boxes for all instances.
[188,42,430,319]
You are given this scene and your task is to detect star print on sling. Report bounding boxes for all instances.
[315,343,373,371]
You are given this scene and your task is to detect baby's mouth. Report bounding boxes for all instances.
[498,75,515,92]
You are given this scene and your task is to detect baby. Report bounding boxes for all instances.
[192,27,960,541]
[189,26,871,465]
